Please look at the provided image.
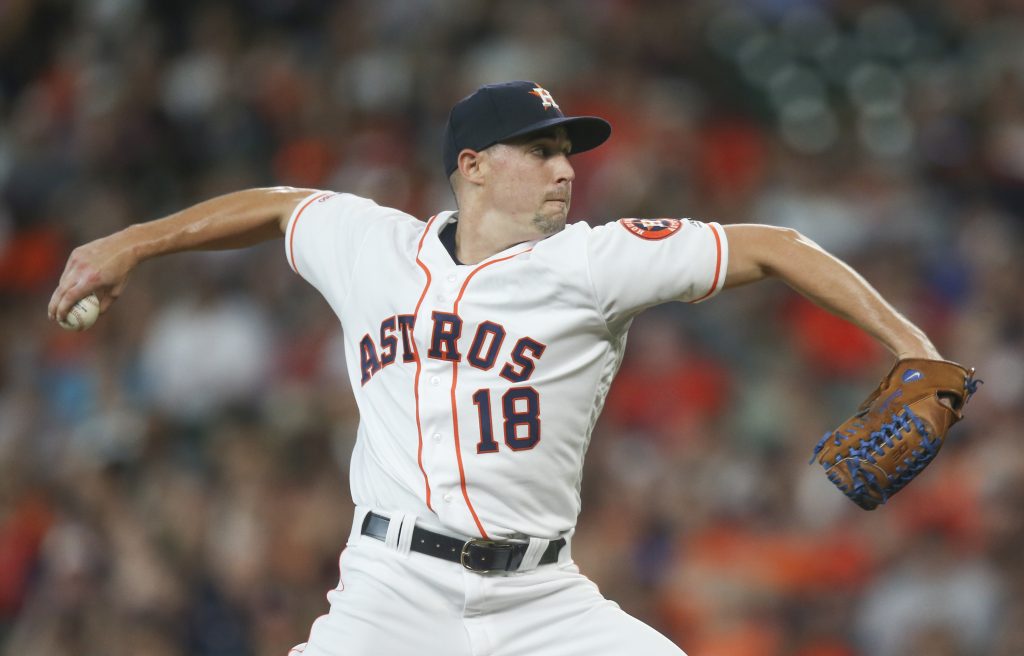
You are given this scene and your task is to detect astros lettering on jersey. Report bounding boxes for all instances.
[285,191,727,540]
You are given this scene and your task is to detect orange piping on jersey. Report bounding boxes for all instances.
[450,246,535,540]
[691,223,723,303]
[287,192,333,274]
[412,215,439,511]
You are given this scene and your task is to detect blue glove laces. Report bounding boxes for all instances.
[810,373,983,507]
[809,405,932,506]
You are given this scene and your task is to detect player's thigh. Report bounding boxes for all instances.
[491,566,685,656]
[555,599,685,656]
[292,540,472,656]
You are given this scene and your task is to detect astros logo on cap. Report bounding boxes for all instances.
[619,218,683,240]
[530,86,560,110]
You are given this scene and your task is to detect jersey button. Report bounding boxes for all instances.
[446,274,457,283]
[432,433,442,442]
[430,376,440,386]
[443,493,453,503]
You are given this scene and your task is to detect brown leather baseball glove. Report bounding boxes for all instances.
[810,358,981,510]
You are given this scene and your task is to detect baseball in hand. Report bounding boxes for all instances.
[58,294,101,331]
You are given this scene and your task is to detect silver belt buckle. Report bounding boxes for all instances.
[460,538,513,573]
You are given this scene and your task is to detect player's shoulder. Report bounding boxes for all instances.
[590,217,711,241]
[539,217,708,249]
[311,191,426,226]
[295,191,439,247]
[531,220,591,258]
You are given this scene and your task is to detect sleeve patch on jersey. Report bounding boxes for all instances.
[618,218,683,240]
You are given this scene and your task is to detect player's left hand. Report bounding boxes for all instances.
[810,358,982,510]
[48,231,138,324]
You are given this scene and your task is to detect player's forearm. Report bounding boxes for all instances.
[775,244,940,359]
[725,225,940,360]
[48,186,316,321]
[126,187,313,262]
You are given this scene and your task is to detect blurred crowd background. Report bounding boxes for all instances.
[2,0,1023,655]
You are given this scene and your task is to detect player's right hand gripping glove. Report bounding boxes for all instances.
[810,358,981,510]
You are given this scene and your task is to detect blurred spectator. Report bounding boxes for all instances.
[855,532,1000,656]
[139,284,273,423]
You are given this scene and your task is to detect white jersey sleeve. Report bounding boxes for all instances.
[283,191,397,308]
[586,218,728,327]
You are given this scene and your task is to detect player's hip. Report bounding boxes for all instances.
[297,530,683,656]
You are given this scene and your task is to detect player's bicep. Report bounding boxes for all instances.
[587,218,728,326]
[722,224,806,288]
[273,187,323,233]
[283,191,385,303]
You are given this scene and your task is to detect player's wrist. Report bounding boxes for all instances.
[893,341,942,361]
[118,223,156,265]
[887,322,941,361]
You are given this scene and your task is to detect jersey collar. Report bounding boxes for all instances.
[421,211,536,270]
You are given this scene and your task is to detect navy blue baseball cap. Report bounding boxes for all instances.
[443,81,611,176]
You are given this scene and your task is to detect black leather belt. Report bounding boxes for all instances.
[361,512,566,573]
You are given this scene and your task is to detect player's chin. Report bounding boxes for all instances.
[534,203,569,235]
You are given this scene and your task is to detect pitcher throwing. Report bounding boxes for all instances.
[49,81,972,656]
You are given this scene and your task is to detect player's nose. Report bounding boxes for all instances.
[553,154,575,184]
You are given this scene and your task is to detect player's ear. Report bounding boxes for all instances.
[457,149,486,186]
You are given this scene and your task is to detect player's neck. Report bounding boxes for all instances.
[452,209,541,264]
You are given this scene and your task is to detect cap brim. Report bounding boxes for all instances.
[499,116,611,156]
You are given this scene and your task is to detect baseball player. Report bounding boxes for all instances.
[48,81,942,655]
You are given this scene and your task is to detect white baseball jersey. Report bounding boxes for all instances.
[284,191,728,540]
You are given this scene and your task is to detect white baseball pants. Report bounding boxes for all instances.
[289,507,685,656]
